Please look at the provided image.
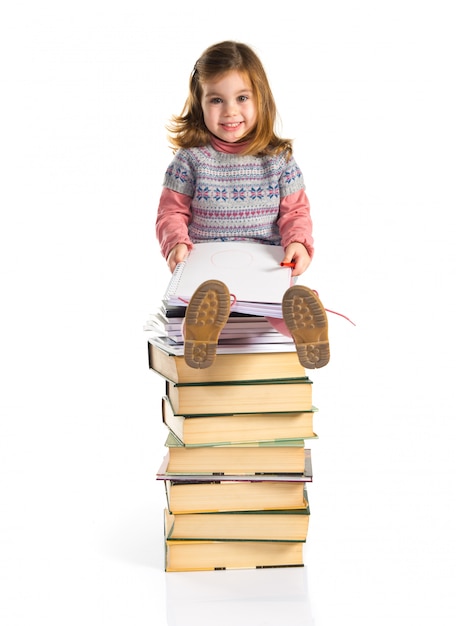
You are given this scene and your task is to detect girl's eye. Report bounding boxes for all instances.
[210,97,223,104]
[238,95,248,102]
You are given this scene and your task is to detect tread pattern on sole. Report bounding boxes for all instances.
[184,280,231,369]
[282,286,330,369]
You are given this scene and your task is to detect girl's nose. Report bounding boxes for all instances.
[224,99,238,116]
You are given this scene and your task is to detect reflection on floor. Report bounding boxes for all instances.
[166,564,314,626]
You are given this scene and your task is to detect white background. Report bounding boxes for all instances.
[1,1,455,624]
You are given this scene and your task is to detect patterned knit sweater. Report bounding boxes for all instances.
[156,139,314,260]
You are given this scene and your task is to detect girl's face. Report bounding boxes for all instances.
[200,70,257,143]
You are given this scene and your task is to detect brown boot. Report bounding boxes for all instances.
[282,285,330,369]
[183,280,231,369]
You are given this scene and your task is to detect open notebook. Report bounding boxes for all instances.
[163,242,293,317]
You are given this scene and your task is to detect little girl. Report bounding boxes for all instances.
[156,40,329,370]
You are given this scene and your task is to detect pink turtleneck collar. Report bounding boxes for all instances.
[210,134,251,154]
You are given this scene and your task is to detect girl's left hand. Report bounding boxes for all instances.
[282,242,311,277]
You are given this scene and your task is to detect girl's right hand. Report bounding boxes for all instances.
[166,243,189,272]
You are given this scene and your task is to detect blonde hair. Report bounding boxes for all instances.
[167,41,293,158]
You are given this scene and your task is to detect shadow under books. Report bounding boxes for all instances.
[166,565,315,626]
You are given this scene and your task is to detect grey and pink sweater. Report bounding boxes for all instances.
[156,135,314,261]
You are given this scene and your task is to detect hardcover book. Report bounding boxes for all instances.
[164,502,310,542]
[164,537,305,572]
[161,433,312,476]
[163,478,310,514]
[162,395,317,446]
[165,377,313,416]
[156,449,313,483]
[148,339,305,384]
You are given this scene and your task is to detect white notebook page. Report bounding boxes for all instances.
[164,242,292,307]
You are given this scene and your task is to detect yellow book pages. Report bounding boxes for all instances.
[164,508,310,542]
[165,539,304,572]
[166,444,307,475]
[162,396,317,445]
[149,340,306,384]
[165,480,309,513]
[166,378,313,415]
[156,448,313,482]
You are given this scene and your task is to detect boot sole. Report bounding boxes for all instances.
[282,286,330,369]
[184,280,231,369]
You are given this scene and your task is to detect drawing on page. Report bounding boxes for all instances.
[210,249,254,269]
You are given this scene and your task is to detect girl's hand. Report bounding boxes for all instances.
[282,242,311,277]
[167,243,189,273]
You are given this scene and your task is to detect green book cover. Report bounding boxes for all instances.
[171,376,312,388]
[167,499,310,519]
[164,431,311,448]
[167,433,319,448]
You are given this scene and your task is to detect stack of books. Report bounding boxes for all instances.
[148,333,318,573]
[144,307,297,353]
[147,242,319,572]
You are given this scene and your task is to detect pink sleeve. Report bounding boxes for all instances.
[277,189,314,258]
[155,188,194,259]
